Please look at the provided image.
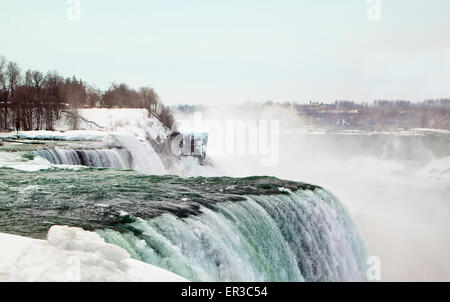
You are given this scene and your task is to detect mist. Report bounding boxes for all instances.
[175,105,450,281]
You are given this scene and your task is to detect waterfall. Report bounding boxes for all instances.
[98,189,367,282]
[108,133,166,175]
[35,148,132,169]
[0,165,368,282]
[34,133,166,175]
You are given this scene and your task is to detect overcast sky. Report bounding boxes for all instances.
[1,0,449,105]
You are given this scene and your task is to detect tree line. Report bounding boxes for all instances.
[176,99,450,131]
[293,99,450,130]
[247,99,450,130]
[0,56,175,132]
[301,99,450,130]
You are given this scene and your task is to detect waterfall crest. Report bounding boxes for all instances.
[36,148,132,170]
[107,133,166,175]
[34,132,166,175]
[99,189,367,282]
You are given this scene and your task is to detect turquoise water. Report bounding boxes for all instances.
[0,167,367,281]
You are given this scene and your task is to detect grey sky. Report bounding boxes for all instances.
[1,0,449,104]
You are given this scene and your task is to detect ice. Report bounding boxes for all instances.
[0,151,54,171]
[0,109,170,175]
[47,226,129,262]
[0,108,170,143]
[109,132,165,175]
[278,187,292,193]
[0,226,188,282]
[55,108,171,141]
[0,130,105,141]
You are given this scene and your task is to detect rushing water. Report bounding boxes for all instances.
[35,148,132,169]
[29,130,167,177]
[0,167,367,282]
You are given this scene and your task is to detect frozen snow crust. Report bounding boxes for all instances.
[0,226,187,282]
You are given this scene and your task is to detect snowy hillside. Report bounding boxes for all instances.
[0,109,171,175]
[55,108,171,141]
[0,109,170,142]
[0,109,200,281]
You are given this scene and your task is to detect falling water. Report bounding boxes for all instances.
[35,148,132,169]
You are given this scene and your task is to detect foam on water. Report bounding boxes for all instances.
[36,148,132,170]
[99,189,367,282]
[107,132,165,175]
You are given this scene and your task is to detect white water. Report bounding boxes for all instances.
[175,107,450,281]
[106,132,166,175]
[33,134,166,174]
[36,148,132,170]
[99,189,367,282]
[3,107,448,281]
[9,131,168,175]
[203,139,450,281]
[1,108,169,175]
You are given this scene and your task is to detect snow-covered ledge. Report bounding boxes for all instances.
[0,226,187,282]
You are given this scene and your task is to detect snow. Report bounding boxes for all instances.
[0,226,188,282]
[55,108,171,141]
[0,109,170,175]
[0,131,104,141]
[0,108,170,144]
[278,187,292,193]
[0,151,46,171]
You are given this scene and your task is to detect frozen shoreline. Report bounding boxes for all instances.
[1,108,449,281]
[0,109,192,282]
[0,108,170,141]
[0,226,188,282]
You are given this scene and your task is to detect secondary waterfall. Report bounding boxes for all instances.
[34,133,166,175]
[35,148,132,169]
[108,133,166,175]
[99,189,367,282]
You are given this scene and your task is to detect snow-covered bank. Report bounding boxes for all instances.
[0,226,187,282]
[0,108,170,142]
[0,151,60,172]
[56,108,171,141]
[0,109,171,174]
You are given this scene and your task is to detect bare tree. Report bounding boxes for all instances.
[0,56,7,130]
[31,70,44,91]
[43,71,65,130]
[6,61,21,93]
[0,56,177,132]
[31,70,45,129]
[86,86,102,107]
[66,107,81,130]
[158,105,176,130]
[0,56,7,88]
[140,86,159,115]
